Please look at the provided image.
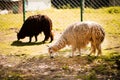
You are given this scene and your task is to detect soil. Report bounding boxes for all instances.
[0,28,120,80]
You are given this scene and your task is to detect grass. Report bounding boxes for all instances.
[0,7,120,55]
[0,7,120,79]
[0,7,120,33]
[0,14,23,31]
[84,7,120,35]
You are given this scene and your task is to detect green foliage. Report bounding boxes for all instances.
[102,51,120,62]
[62,65,69,70]
[105,6,120,14]
[85,71,98,80]
[77,71,98,80]
[0,71,23,80]
[87,56,97,63]
[93,64,109,74]
[4,73,23,80]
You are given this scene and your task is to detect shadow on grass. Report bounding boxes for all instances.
[11,40,45,46]
[104,46,120,50]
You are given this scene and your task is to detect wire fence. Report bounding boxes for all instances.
[0,0,120,31]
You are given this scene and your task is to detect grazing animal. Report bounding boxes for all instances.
[17,14,54,43]
[48,21,105,58]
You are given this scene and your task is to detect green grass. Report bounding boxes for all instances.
[0,7,120,56]
[0,14,23,31]
[84,7,120,34]
[0,7,120,34]
[0,7,120,80]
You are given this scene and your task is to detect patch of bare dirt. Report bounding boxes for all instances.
[0,54,120,80]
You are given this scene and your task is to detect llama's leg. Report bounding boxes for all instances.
[96,44,102,56]
[78,48,81,56]
[29,36,32,43]
[49,31,54,43]
[71,47,76,57]
[43,31,50,43]
[35,35,38,42]
[89,43,96,56]
[49,51,54,58]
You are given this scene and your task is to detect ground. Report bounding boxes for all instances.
[0,7,120,80]
[0,28,120,80]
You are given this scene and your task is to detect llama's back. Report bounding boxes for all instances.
[87,21,105,43]
[62,22,91,48]
[74,22,92,48]
[63,21,105,48]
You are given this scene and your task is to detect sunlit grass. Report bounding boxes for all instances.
[0,7,120,34]
[0,14,23,31]
[0,7,120,56]
[0,7,120,80]
[84,7,120,35]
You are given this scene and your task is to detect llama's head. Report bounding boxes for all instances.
[15,29,25,41]
[17,32,25,41]
[48,46,56,58]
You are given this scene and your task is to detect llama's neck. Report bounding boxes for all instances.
[52,36,67,52]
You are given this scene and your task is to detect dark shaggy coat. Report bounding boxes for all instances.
[17,14,54,43]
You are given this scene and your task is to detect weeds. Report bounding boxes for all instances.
[4,72,23,80]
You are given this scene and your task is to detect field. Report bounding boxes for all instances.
[0,7,120,80]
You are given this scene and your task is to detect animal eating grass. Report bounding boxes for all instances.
[48,21,105,58]
[17,14,54,43]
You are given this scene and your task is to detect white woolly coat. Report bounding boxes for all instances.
[49,21,105,55]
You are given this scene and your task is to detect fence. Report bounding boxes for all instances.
[0,0,120,31]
